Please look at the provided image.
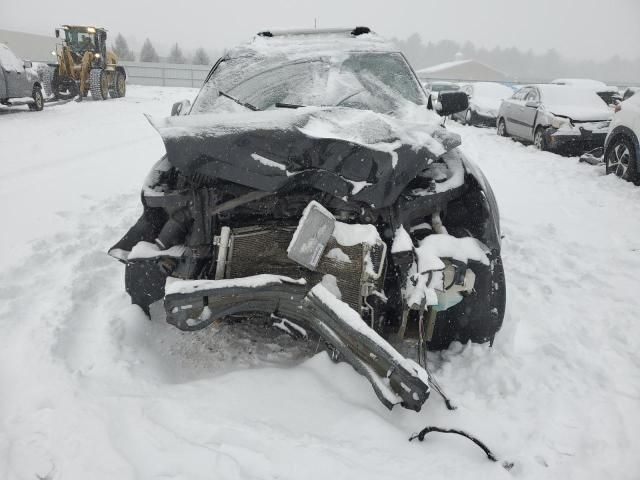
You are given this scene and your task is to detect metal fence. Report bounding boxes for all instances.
[120,61,211,88]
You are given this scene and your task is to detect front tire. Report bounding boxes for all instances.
[497,118,508,137]
[534,127,548,151]
[605,135,638,183]
[28,87,44,111]
[428,253,506,350]
[90,68,109,100]
[464,109,475,126]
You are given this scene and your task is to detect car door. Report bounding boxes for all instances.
[0,66,7,100]
[505,88,530,138]
[520,88,541,141]
[0,45,29,98]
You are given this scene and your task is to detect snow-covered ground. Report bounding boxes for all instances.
[1,86,639,479]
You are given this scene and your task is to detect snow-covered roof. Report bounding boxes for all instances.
[417,59,473,74]
[0,43,25,72]
[416,59,510,82]
[225,30,397,61]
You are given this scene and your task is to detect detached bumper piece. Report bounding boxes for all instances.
[165,275,430,411]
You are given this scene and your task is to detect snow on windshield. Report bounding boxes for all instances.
[192,51,425,114]
[540,85,608,108]
[0,43,25,72]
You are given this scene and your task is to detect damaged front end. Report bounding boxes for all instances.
[109,108,505,412]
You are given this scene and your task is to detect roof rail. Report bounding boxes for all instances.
[257,27,371,38]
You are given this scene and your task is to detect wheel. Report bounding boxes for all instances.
[52,69,78,100]
[109,71,126,98]
[90,68,109,100]
[465,109,474,126]
[605,135,638,182]
[534,127,548,151]
[28,87,44,111]
[497,118,508,137]
[427,253,506,350]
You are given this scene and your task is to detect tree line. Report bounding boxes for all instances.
[111,34,212,65]
[394,34,640,85]
[111,31,640,84]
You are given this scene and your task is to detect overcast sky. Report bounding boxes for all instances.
[2,0,639,61]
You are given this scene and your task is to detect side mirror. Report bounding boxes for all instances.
[525,100,540,108]
[55,29,60,38]
[436,91,469,116]
[171,99,191,116]
[23,60,32,69]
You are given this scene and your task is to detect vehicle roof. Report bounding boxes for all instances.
[225,28,397,61]
[551,78,607,88]
[61,25,107,32]
[523,84,601,94]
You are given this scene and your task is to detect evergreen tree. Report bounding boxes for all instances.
[139,38,159,63]
[112,33,135,61]
[192,47,210,65]
[167,43,186,64]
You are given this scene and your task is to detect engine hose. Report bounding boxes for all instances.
[409,426,514,470]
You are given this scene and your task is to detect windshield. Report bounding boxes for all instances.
[64,29,96,53]
[191,52,426,114]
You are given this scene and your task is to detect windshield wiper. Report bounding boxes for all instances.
[218,90,259,111]
[275,102,306,109]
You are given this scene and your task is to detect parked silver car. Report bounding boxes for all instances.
[452,82,514,126]
[496,84,611,153]
[0,43,44,111]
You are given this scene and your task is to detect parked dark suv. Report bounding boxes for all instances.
[0,43,44,111]
[109,27,504,412]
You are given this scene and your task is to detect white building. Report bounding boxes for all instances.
[0,29,57,62]
[416,59,511,83]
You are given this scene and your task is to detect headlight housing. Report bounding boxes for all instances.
[551,116,572,129]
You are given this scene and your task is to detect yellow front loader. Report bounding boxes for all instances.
[44,25,126,101]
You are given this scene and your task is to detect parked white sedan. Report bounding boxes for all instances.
[604,93,640,183]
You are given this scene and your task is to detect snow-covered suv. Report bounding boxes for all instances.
[0,43,44,111]
[604,93,640,183]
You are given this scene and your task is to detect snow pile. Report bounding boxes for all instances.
[129,241,185,260]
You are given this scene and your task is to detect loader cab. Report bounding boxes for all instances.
[59,26,107,65]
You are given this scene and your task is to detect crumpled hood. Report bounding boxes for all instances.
[147,107,463,208]
[547,104,612,122]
